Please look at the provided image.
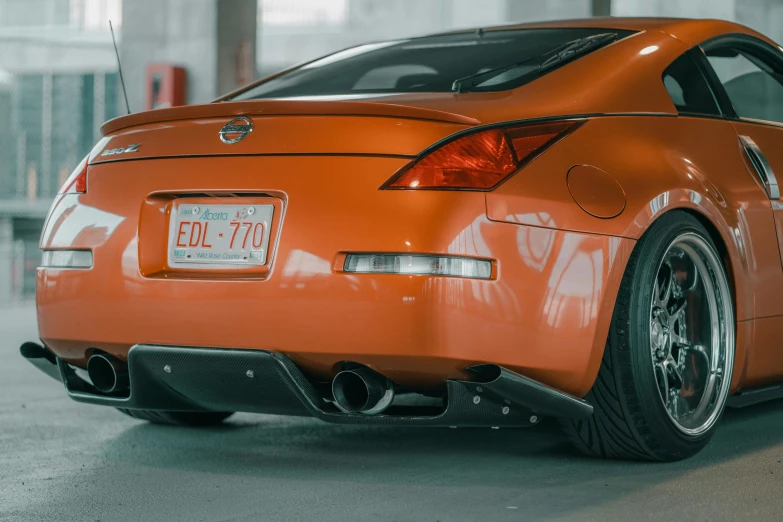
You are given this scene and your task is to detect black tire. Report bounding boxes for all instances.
[117,408,234,426]
[561,211,734,461]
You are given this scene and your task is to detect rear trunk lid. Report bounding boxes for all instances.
[91,99,480,163]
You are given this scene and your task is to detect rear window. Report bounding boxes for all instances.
[230,28,635,100]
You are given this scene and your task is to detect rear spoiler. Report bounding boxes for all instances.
[100,99,481,136]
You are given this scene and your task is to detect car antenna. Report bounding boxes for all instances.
[109,20,131,114]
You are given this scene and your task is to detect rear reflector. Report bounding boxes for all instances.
[41,250,93,269]
[381,120,583,190]
[59,156,89,194]
[344,254,491,279]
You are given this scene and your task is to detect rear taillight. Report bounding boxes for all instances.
[59,156,89,194]
[381,120,584,190]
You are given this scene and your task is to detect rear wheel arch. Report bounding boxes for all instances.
[582,205,740,393]
[659,207,746,391]
[675,208,737,314]
[625,191,746,320]
[631,207,743,384]
[577,201,741,398]
[563,209,736,460]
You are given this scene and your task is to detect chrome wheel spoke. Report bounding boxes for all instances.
[669,300,690,347]
[654,264,675,308]
[664,356,684,390]
[669,300,687,326]
[655,362,670,407]
[669,329,690,348]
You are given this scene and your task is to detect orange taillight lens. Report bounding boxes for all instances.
[381,120,583,191]
[59,156,89,194]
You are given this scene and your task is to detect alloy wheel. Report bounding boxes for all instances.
[649,232,734,436]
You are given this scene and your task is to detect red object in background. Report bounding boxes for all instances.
[145,64,187,110]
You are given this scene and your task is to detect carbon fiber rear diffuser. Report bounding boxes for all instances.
[22,343,593,427]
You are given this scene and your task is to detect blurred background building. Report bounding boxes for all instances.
[0,0,782,303]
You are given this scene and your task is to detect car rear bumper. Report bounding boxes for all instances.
[36,156,635,397]
[21,342,593,426]
[37,228,633,398]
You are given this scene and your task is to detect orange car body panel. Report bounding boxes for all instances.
[38,155,633,396]
[36,18,783,397]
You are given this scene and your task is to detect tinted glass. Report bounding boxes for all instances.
[706,47,783,123]
[662,52,721,115]
[231,28,634,100]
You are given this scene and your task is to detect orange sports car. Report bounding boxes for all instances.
[21,17,783,461]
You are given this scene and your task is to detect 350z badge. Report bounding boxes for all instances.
[101,143,141,156]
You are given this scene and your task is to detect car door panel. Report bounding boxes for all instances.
[701,36,783,385]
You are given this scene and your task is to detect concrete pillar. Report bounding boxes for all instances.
[0,218,13,304]
[592,0,611,16]
[217,0,258,95]
[120,0,257,111]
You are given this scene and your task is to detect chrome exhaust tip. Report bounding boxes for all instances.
[332,365,394,415]
[87,353,129,394]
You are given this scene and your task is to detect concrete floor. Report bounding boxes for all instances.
[2,305,783,522]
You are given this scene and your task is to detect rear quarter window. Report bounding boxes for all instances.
[662,52,722,116]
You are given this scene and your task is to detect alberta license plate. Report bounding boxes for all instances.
[168,203,274,266]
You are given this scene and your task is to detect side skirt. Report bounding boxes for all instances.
[728,384,783,408]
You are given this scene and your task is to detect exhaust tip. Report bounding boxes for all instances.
[87,353,129,394]
[332,366,394,415]
[20,342,62,381]
[20,342,56,364]
[332,371,371,412]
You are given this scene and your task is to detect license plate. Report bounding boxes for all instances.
[168,203,274,266]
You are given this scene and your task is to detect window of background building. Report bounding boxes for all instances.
[260,0,346,26]
[69,0,122,29]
